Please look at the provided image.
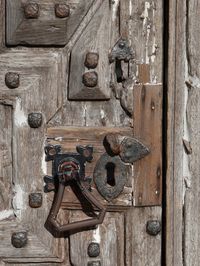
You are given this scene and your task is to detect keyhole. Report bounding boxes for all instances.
[105,162,116,187]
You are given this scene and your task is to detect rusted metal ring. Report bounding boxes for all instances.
[93,153,127,201]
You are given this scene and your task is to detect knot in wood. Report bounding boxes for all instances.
[24,3,40,19]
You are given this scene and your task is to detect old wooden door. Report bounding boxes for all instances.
[0,1,163,265]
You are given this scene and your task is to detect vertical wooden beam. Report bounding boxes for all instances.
[166,0,186,265]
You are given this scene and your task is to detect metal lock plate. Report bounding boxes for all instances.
[93,153,128,201]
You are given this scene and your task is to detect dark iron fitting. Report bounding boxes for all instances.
[11,232,28,248]
[24,3,40,19]
[5,72,20,89]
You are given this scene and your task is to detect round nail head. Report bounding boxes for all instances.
[29,193,43,208]
[28,113,43,128]
[146,220,161,236]
[24,3,40,19]
[11,232,28,248]
[55,4,70,18]
[87,242,100,257]
[82,72,98,87]
[84,53,99,69]
[5,72,20,89]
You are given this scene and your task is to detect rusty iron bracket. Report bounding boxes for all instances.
[109,38,134,63]
[105,133,150,163]
[44,144,106,237]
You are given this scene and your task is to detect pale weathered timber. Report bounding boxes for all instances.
[6,0,94,46]
[0,0,164,265]
[182,1,200,265]
[133,84,163,206]
[128,0,163,83]
[185,82,200,266]
[0,50,65,263]
[0,104,12,212]
[68,0,112,100]
[125,207,162,266]
[69,211,125,266]
[166,0,187,265]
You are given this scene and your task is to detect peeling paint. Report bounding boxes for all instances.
[12,184,25,218]
[112,0,120,21]
[100,110,105,120]
[55,137,63,141]
[14,98,27,127]
[129,0,132,16]
[141,2,150,28]
[0,209,14,221]
[41,151,47,175]
[93,226,101,243]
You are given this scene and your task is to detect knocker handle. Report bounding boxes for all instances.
[45,181,106,237]
[44,144,106,237]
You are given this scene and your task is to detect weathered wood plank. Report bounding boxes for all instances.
[184,86,200,266]
[0,51,64,262]
[183,1,200,263]
[47,127,133,209]
[0,104,12,214]
[6,0,94,46]
[166,0,187,265]
[69,211,125,266]
[68,0,112,100]
[133,84,163,206]
[125,207,162,266]
[128,0,163,83]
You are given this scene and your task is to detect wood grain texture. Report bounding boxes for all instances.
[47,127,133,209]
[182,1,200,265]
[6,0,94,46]
[68,0,111,100]
[128,0,163,83]
[0,104,12,213]
[184,84,200,266]
[0,0,164,265]
[125,207,162,266]
[69,211,125,266]
[133,84,163,206]
[187,0,200,78]
[0,50,65,263]
[166,0,187,265]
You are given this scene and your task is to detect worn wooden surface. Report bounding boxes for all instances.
[0,51,65,263]
[0,104,12,212]
[6,0,94,46]
[125,207,162,266]
[182,1,200,265]
[68,0,111,100]
[47,127,133,209]
[166,0,188,265]
[133,84,163,206]
[0,0,163,265]
[128,0,163,83]
[69,211,124,266]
